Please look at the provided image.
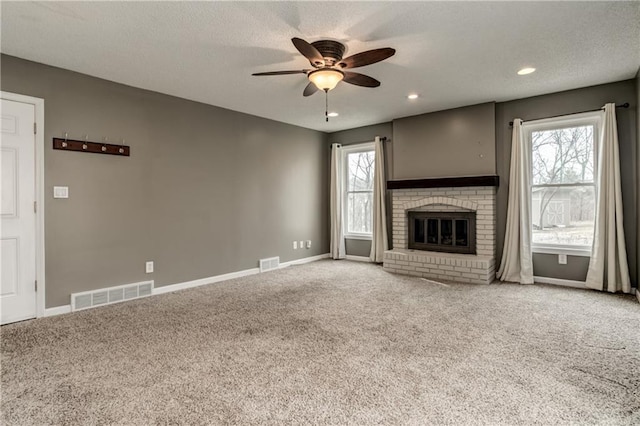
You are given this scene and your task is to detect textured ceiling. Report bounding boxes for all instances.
[1,1,639,132]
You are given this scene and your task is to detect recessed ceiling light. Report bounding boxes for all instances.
[327,112,339,117]
[407,94,419,100]
[517,67,536,75]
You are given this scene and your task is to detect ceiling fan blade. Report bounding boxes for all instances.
[342,71,381,88]
[252,70,309,76]
[292,37,325,67]
[338,48,395,69]
[303,82,319,97]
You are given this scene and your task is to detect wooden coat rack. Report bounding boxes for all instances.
[53,137,130,157]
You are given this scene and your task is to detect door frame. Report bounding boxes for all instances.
[1,91,45,318]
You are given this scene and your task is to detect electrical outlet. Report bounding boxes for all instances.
[558,254,567,265]
[145,261,154,273]
[299,240,304,249]
[306,240,312,249]
[293,241,297,250]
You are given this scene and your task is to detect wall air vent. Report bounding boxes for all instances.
[71,280,154,312]
[259,256,280,273]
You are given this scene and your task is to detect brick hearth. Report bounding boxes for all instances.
[383,186,497,284]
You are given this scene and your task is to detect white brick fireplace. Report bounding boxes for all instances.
[383,182,497,284]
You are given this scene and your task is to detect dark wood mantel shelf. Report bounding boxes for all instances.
[387,175,499,189]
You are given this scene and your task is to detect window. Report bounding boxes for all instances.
[343,143,375,239]
[525,112,600,255]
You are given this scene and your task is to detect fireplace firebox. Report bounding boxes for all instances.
[408,211,476,254]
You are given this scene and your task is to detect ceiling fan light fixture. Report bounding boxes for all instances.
[308,69,344,91]
[407,93,419,100]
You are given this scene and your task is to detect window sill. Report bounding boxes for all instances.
[345,234,372,241]
[532,245,591,257]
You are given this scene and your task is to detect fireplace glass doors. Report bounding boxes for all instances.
[408,211,476,254]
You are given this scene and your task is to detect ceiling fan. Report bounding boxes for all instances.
[252,37,396,97]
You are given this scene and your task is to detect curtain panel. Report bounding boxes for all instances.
[585,104,631,293]
[370,136,388,262]
[330,143,346,259]
[497,119,534,284]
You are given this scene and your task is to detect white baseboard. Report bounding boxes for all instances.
[44,305,71,317]
[345,255,372,262]
[153,268,260,295]
[280,253,330,268]
[534,281,639,299]
[534,276,586,289]
[38,254,331,319]
[154,253,330,295]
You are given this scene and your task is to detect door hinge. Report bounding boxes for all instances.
[34,122,37,134]
[34,201,37,213]
[35,280,38,291]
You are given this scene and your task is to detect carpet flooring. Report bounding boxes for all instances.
[2,260,639,425]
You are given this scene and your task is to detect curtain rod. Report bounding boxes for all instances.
[330,137,389,147]
[508,102,629,127]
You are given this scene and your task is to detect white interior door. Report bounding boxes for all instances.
[1,98,37,324]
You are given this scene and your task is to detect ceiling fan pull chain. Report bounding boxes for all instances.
[325,89,329,122]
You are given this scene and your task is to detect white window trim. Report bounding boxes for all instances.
[532,244,592,257]
[523,111,601,256]
[342,142,375,240]
[345,233,373,241]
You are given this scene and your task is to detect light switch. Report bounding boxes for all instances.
[558,254,567,265]
[53,186,69,199]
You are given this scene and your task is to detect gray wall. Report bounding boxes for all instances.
[328,123,392,257]
[1,55,329,308]
[330,81,638,287]
[532,254,590,281]
[392,103,496,179]
[344,239,372,258]
[495,80,638,286]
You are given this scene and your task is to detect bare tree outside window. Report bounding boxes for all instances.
[346,150,375,235]
[531,124,596,247]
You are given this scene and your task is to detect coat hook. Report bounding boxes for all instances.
[101,137,108,152]
[119,138,125,154]
[83,134,88,150]
[62,132,68,148]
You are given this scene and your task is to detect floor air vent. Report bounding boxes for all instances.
[71,281,154,312]
[259,256,280,272]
